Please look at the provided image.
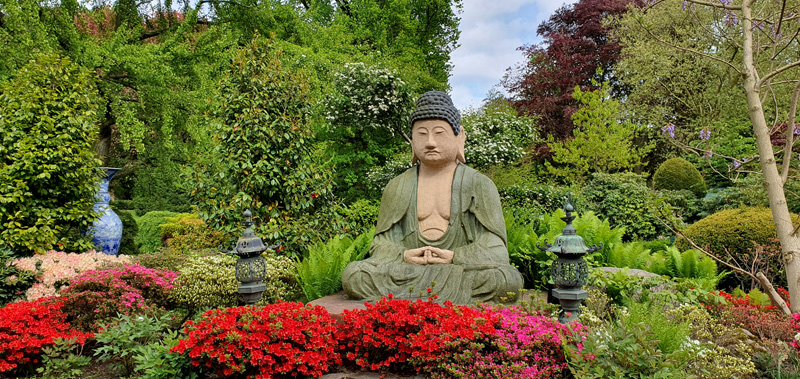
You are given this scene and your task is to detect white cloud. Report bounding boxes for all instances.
[449,0,577,110]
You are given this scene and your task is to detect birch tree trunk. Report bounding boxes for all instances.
[740,0,800,313]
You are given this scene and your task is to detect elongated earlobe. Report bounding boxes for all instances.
[456,130,466,164]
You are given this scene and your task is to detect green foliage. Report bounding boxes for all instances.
[582,172,668,241]
[546,82,651,183]
[605,243,718,282]
[135,248,198,273]
[0,53,103,254]
[94,313,181,377]
[658,189,703,224]
[461,102,537,169]
[624,300,691,355]
[158,213,231,254]
[114,208,140,256]
[131,152,192,214]
[0,246,38,305]
[322,62,413,201]
[36,338,92,379]
[339,199,381,236]
[565,318,689,378]
[677,207,779,257]
[589,269,712,306]
[169,254,240,310]
[498,184,577,223]
[297,229,373,301]
[133,328,198,379]
[653,157,706,197]
[256,255,305,304]
[505,208,624,289]
[188,35,338,255]
[135,211,178,254]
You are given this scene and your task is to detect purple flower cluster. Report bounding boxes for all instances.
[662,123,675,138]
[699,128,711,140]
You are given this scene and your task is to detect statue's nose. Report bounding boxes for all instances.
[425,134,436,148]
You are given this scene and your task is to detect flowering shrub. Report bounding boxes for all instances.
[706,289,794,341]
[60,264,177,331]
[11,250,132,301]
[0,298,92,373]
[336,296,499,373]
[462,103,537,168]
[172,302,339,378]
[421,306,582,378]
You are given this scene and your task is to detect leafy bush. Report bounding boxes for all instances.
[499,184,576,225]
[135,248,198,272]
[159,214,230,254]
[0,54,103,254]
[135,211,178,254]
[297,229,373,301]
[0,298,93,374]
[564,318,689,378]
[365,153,413,196]
[60,264,177,331]
[0,247,37,305]
[339,200,380,235]
[169,254,240,310]
[187,35,337,255]
[257,255,305,304]
[624,300,691,355]
[706,288,795,341]
[94,313,182,377]
[131,152,192,214]
[653,157,707,197]
[462,102,537,168]
[114,209,140,256]
[36,337,92,379]
[606,244,718,281]
[582,172,668,241]
[11,250,132,301]
[418,306,582,378]
[172,302,340,378]
[658,189,703,224]
[677,207,779,258]
[336,296,498,373]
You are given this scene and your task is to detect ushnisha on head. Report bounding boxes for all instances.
[409,91,466,165]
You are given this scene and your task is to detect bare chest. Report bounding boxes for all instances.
[417,176,452,240]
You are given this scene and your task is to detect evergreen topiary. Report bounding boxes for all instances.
[676,207,779,257]
[135,211,178,254]
[653,157,707,197]
[0,54,103,254]
[582,172,667,241]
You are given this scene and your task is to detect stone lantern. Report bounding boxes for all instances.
[224,210,277,305]
[538,195,601,323]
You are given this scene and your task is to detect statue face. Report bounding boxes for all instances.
[411,119,463,167]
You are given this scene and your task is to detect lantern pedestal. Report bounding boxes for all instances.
[552,288,588,323]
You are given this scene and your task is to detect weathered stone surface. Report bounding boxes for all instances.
[308,292,367,318]
[596,267,661,278]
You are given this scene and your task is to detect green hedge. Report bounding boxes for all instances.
[135,211,178,254]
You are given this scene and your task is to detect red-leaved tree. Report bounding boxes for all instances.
[502,0,642,140]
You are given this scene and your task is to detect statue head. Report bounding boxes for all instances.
[409,91,465,165]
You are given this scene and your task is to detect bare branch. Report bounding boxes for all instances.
[686,0,740,11]
[757,60,800,88]
[781,81,800,184]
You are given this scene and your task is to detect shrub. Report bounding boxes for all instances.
[706,289,794,341]
[159,214,230,254]
[257,254,304,304]
[135,248,199,272]
[114,209,140,256]
[677,207,780,258]
[94,313,181,377]
[11,250,132,301]
[339,199,380,235]
[0,247,37,305]
[336,296,499,373]
[658,189,703,224]
[172,302,339,378]
[582,172,668,241]
[131,153,192,214]
[60,264,177,331]
[0,54,103,254]
[297,230,372,301]
[419,306,583,378]
[169,254,240,310]
[187,35,336,255]
[135,211,178,254]
[0,298,93,374]
[499,184,576,222]
[462,102,537,169]
[653,157,707,197]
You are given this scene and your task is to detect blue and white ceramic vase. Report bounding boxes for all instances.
[89,167,123,255]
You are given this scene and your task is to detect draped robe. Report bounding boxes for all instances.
[341,164,524,304]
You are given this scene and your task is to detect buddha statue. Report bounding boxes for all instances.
[341,91,524,304]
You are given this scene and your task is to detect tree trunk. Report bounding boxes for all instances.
[742,1,800,313]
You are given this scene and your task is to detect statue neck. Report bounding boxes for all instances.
[418,160,458,179]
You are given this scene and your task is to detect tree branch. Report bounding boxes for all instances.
[686,0,741,11]
[781,80,800,184]
[757,60,800,88]
[634,15,741,74]
[197,0,252,8]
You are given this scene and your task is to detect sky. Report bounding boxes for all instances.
[448,0,578,111]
